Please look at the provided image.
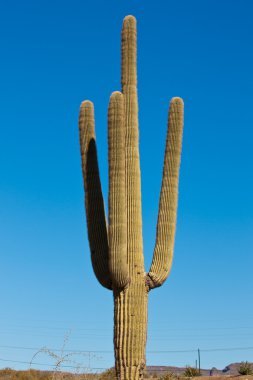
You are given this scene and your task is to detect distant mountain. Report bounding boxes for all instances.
[0,363,252,379]
[146,362,253,376]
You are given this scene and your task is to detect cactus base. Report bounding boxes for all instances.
[114,281,148,380]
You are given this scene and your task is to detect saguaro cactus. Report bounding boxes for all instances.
[78,15,184,380]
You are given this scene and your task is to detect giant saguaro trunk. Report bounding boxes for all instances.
[78,15,184,380]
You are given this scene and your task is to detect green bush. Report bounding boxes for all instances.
[238,362,253,375]
[183,366,200,377]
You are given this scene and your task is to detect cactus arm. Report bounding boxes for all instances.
[121,15,144,275]
[147,97,184,289]
[108,92,129,289]
[79,100,112,290]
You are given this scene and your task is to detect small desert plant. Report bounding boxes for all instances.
[183,366,201,377]
[159,371,179,380]
[0,367,13,375]
[98,368,117,380]
[238,361,253,375]
[30,332,95,379]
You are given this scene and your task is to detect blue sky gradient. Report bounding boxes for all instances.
[0,0,253,373]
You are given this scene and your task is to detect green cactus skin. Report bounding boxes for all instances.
[78,15,184,380]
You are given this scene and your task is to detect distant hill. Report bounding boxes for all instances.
[0,363,253,379]
[147,362,253,376]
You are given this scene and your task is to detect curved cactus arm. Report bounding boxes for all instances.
[121,15,144,275]
[108,92,129,289]
[147,97,184,290]
[79,100,112,290]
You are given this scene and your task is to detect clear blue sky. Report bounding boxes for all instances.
[0,0,253,374]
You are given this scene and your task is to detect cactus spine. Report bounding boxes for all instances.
[79,15,184,380]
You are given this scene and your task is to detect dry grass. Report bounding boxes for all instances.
[1,370,253,380]
[0,368,97,380]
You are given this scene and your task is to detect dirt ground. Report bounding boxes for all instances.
[189,377,253,380]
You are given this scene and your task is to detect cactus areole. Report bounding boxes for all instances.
[78,15,184,380]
